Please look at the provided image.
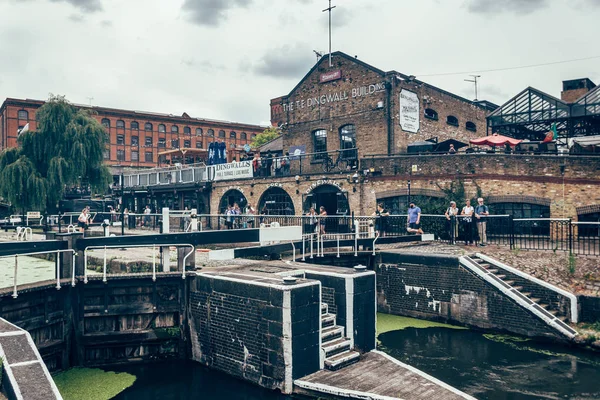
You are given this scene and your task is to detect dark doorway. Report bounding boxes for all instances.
[303,184,350,216]
[219,189,247,213]
[258,187,295,215]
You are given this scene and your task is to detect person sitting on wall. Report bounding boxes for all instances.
[448,144,457,154]
[406,202,424,235]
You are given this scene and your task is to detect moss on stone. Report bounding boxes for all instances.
[53,367,136,400]
[377,313,467,336]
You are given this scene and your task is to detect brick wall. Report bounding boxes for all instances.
[376,252,560,339]
[579,295,600,323]
[189,274,320,393]
[273,52,489,157]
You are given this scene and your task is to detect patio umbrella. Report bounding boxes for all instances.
[470,133,522,147]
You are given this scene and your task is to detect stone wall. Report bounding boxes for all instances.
[376,252,560,339]
[579,295,600,323]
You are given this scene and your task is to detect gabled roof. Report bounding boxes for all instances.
[488,87,570,126]
[285,52,386,98]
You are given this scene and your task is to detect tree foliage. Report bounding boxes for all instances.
[0,95,111,212]
[251,126,280,148]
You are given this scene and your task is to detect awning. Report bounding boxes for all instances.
[470,134,522,147]
[569,135,600,147]
[435,139,468,152]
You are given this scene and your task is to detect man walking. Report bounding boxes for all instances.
[407,202,424,235]
[475,197,489,246]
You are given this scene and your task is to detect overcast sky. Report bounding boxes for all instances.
[0,0,598,125]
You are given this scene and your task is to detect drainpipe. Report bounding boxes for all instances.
[386,78,394,155]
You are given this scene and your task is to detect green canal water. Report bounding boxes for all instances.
[0,256,55,289]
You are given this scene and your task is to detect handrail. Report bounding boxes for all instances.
[0,250,76,298]
[83,243,195,283]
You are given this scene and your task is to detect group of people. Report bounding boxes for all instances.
[444,197,489,246]
[306,206,327,234]
[252,151,291,177]
[372,198,490,246]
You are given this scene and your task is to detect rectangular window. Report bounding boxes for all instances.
[145,136,153,146]
[313,129,327,160]
[103,150,110,159]
[117,135,125,145]
[131,136,139,146]
[131,151,139,161]
[171,139,179,148]
[145,151,153,162]
[196,141,203,149]
[117,149,125,161]
[158,138,166,148]
[184,140,191,148]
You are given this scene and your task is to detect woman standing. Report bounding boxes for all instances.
[445,201,459,244]
[461,199,475,246]
[307,207,318,233]
[77,208,88,234]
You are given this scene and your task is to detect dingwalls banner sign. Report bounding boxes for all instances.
[399,89,420,133]
[209,161,253,181]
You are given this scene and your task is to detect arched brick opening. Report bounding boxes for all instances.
[487,195,551,207]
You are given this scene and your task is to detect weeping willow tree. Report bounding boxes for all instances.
[0,95,111,213]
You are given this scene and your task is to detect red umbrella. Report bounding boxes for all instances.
[470,133,522,147]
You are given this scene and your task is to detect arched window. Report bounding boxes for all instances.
[259,187,296,216]
[116,120,125,129]
[184,126,191,135]
[466,121,477,132]
[251,133,256,139]
[230,131,236,139]
[18,110,29,120]
[145,122,153,131]
[241,132,247,140]
[131,121,139,130]
[218,130,225,138]
[424,108,438,120]
[447,115,459,127]
[312,129,327,160]
[339,124,357,160]
[196,128,203,136]
[171,125,179,133]
[219,189,247,214]
[158,124,166,133]
[101,118,110,128]
[207,129,214,137]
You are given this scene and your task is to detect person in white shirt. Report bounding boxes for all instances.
[445,201,459,244]
[461,200,475,246]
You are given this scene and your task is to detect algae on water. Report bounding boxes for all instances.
[377,313,467,336]
[53,367,136,400]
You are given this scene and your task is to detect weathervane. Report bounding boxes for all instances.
[322,0,336,67]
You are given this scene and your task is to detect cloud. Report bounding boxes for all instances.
[99,20,112,27]
[331,7,352,28]
[68,14,85,22]
[49,0,103,13]
[181,58,226,71]
[181,0,253,27]
[465,0,548,15]
[252,45,314,79]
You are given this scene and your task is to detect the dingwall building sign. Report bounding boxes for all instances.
[281,81,386,112]
[209,161,253,181]
[400,89,420,133]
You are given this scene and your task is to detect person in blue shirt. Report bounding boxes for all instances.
[407,202,424,234]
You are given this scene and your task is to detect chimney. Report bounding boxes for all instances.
[561,78,596,103]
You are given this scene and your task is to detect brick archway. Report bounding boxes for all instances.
[376,188,445,200]
[576,204,600,216]
[486,195,551,207]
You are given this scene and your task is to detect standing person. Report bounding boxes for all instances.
[282,152,290,176]
[252,153,262,177]
[445,201,460,244]
[225,205,234,229]
[273,156,281,177]
[406,202,424,234]
[448,144,457,154]
[319,206,327,235]
[77,208,88,234]
[246,203,256,228]
[475,197,490,246]
[373,203,390,237]
[143,205,151,228]
[265,151,273,177]
[307,207,318,233]
[233,203,241,229]
[461,200,475,246]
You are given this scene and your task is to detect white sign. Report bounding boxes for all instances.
[305,179,343,195]
[27,211,41,219]
[260,226,303,246]
[400,89,420,133]
[210,161,253,181]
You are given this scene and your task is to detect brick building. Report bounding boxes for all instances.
[270,51,496,158]
[0,98,265,174]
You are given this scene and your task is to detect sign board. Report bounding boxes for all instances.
[243,144,251,152]
[411,165,418,172]
[27,211,41,219]
[209,161,253,181]
[320,70,342,83]
[260,226,303,246]
[289,145,306,159]
[400,89,420,133]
